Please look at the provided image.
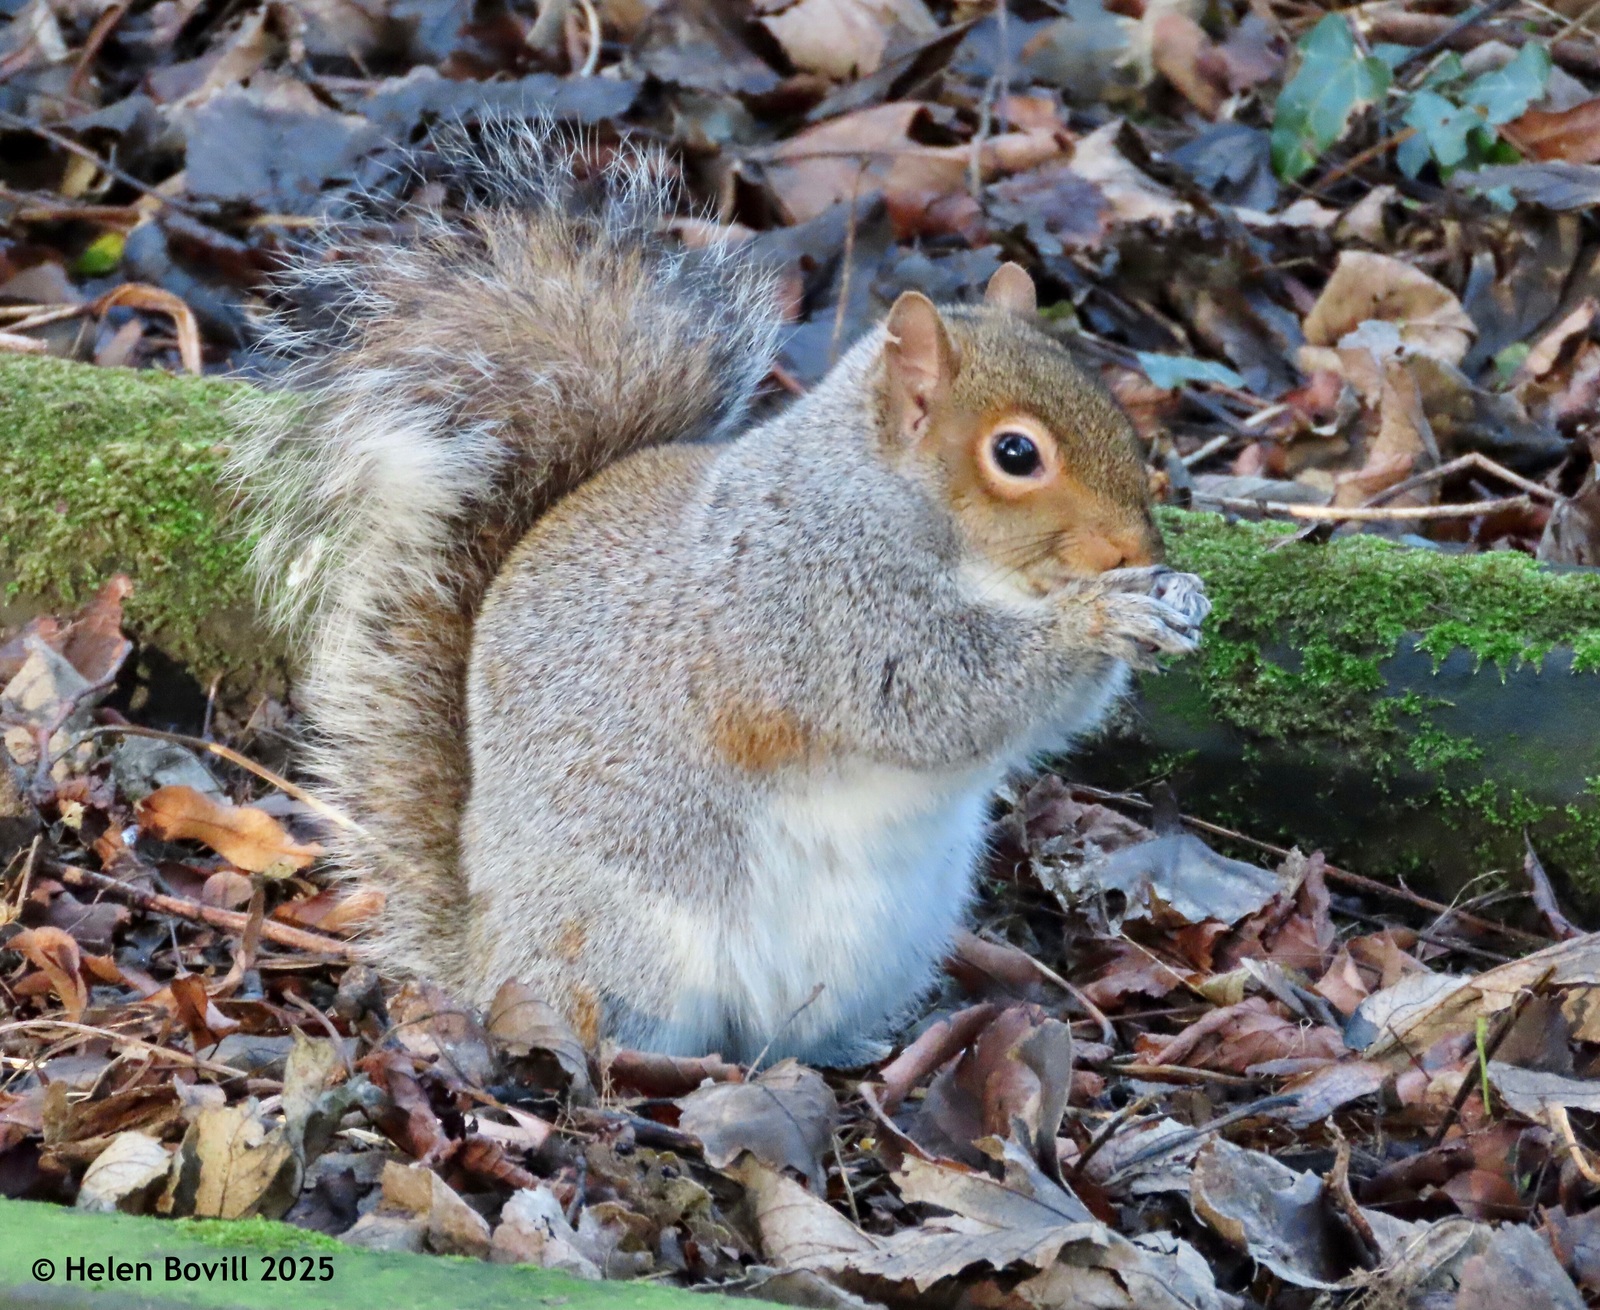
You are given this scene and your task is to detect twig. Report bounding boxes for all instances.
[0,110,202,216]
[1100,1093,1298,1184]
[1391,0,1522,76]
[66,0,130,102]
[1324,1123,1382,1268]
[1181,433,1233,469]
[1312,127,1417,194]
[1524,835,1583,942]
[0,1018,250,1078]
[1102,1062,1261,1087]
[1069,1095,1154,1181]
[48,859,361,959]
[827,167,866,369]
[0,331,47,355]
[78,723,361,834]
[1549,1103,1600,1185]
[1205,493,1531,523]
[1365,452,1559,507]
[1068,784,1553,949]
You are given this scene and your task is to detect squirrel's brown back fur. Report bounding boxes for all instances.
[229,121,780,987]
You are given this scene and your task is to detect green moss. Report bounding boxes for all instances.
[172,1217,345,1253]
[0,354,282,684]
[1160,509,1600,737]
[1134,509,1600,896]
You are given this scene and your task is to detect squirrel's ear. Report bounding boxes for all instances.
[984,263,1037,316]
[884,291,958,445]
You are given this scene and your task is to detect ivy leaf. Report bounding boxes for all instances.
[1464,43,1552,125]
[1401,89,1482,176]
[1270,15,1393,180]
[1136,352,1246,390]
[1420,52,1466,91]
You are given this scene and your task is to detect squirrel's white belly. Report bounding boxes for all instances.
[663,759,997,1063]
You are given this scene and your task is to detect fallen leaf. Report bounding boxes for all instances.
[490,1183,602,1277]
[1302,251,1476,365]
[11,925,90,1019]
[912,1003,1071,1170]
[1504,97,1600,164]
[486,979,591,1096]
[1190,1139,1346,1288]
[379,1160,492,1258]
[1456,1221,1585,1310]
[732,1156,880,1268]
[1362,933,1600,1065]
[165,1102,299,1220]
[759,0,936,80]
[136,785,321,873]
[1067,121,1189,226]
[1135,997,1345,1074]
[1149,8,1228,119]
[679,1058,837,1191]
[1044,832,1284,930]
[602,1047,744,1098]
[75,1132,172,1214]
[802,1143,1106,1290]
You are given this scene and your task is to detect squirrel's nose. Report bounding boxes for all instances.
[1068,528,1162,573]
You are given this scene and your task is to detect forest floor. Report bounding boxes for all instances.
[5,0,1600,1305]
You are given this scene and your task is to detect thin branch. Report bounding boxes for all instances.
[78,724,362,834]
[48,859,361,960]
[1204,493,1531,523]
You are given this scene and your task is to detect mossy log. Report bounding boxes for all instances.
[4,354,1600,901]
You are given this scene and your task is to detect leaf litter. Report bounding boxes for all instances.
[4,0,1600,1303]
[0,581,1594,1306]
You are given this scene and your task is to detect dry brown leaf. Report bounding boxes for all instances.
[1066,121,1189,227]
[912,1003,1071,1169]
[486,978,590,1095]
[271,885,385,934]
[1364,933,1600,1066]
[759,0,936,80]
[601,1046,744,1098]
[1148,8,1228,118]
[10,925,88,1019]
[1190,1140,1345,1288]
[764,102,1062,236]
[75,1131,172,1214]
[380,1160,493,1258]
[1302,251,1475,365]
[1504,97,1600,164]
[136,785,321,873]
[165,1102,299,1220]
[1134,996,1345,1073]
[1455,1223,1585,1310]
[679,1058,837,1191]
[800,1142,1105,1290]
[1332,361,1437,508]
[731,1156,880,1268]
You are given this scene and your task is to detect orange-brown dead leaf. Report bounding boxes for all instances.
[136,785,321,873]
[10,926,89,1018]
[1503,97,1600,164]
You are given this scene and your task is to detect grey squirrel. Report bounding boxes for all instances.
[231,121,1210,1066]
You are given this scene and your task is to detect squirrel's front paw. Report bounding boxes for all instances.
[1093,566,1209,668]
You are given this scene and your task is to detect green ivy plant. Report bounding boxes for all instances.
[1269,13,1551,182]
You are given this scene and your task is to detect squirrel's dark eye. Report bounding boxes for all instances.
[991,431,1043,478]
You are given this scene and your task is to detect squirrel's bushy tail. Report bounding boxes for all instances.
[229,119,780,989]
